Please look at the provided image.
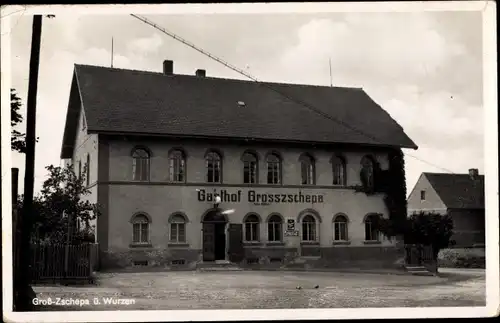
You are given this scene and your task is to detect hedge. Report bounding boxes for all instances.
[437,248,485,268]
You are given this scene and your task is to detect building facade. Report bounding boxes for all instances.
[407,169,485,247]
[61,61,418,270]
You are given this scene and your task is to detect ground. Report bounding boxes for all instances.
[32,268,485,311]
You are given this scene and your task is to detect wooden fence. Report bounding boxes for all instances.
[404,244,434,266]
[30,243,99,284]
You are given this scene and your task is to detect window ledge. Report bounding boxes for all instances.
[168,243,189,247]
[332,241,351,245]
[129,243,153,248]
[363,240,382,245]
[243,242,263,246]
[266,242,285,247]
[301,241,320,246]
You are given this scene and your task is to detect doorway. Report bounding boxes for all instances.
[202,210,228,262]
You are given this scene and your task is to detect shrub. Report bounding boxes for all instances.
[438,248,485,268]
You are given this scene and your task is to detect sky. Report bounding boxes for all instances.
[6,7,485,196]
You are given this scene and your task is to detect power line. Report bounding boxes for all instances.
[130,14,454,174]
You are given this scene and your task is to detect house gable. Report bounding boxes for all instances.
[407,173,447,214]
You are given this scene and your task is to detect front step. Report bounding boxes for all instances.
[405,266,436,276]
[196,261,243,272]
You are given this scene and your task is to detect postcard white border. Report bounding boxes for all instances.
[1,2,498,322]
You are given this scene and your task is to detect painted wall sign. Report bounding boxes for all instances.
[197,189,324,204]
[287,219,295,231]
[284,230,299,237]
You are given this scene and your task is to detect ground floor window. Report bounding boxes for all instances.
[132,214,150,244]
[333,215,348,241]
[267,214,283,242]
[244,214,260,242]
[169,214,187,243]
[301,215,316,242]
[364,214,380,241]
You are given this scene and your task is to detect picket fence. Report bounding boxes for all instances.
[30,243,99,284]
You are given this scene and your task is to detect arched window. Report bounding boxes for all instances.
[86,154,90,186]
[332,155,346,186]
[131,214,150,244]
[132,148,150,181]
[169,150,186,183]
[169,214,186,243]
[266,153,281,184]
[244,214,260,242]
[206,151,222,183]
[364,214,380,241]
[301,214,316,242]
[333,214,348,241]
[360,155,375,190]
[242,152,258,184]
[300,154,315,185]
[267,214,283,242]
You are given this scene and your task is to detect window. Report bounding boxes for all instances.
[364,214,380,241]
[132,214,149,244]
[300,154,315,185]
[267,214,283,242]
[301,215,316,242]
[169,214,186,243]
[244,214,260,242]
[332,155,346,185]
[82,116,86,130]
[420,190,426,201]
[360,155,375,189]
[78,160,82,180]
[206,151,222,183]
[86,154,90,186]
[169,150,186,183]
[333,215,348,241]
[242,152,258,184]
[132,148,150,181]
[266,153,281,184]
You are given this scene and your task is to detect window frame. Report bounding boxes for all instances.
[364,214,380,242]
[267,214,283,242]
[266,153,281,185]
[169,214,187,243]
[244,214,260,242]
[331,155,347,186]
[169,149,186,183]
[333,214,349,241]
[242,152,258,184]
[131,214,150,245]
[301,214,317,242]
[132,148,151,182]
[299,154,315,185]
[206,151,222,183]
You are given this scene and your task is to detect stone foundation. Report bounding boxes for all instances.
[100,248,201,271]
[99,245,404,272]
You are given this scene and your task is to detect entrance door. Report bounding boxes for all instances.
[214,223,226,261]
[203,223,215,261]
[228,223,244,263]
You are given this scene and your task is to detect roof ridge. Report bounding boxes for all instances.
[74,63,363,91]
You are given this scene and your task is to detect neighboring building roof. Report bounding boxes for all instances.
[61,64,418,158]
[423,172,485,209]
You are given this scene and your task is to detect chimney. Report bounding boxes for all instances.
[163,60,173,75]
[195,69,206,77]
[468,168,479,180]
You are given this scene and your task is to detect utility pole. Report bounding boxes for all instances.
[15,15,43,312]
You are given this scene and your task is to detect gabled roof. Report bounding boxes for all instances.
[423,173,485,209]
[61,64,418,158]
